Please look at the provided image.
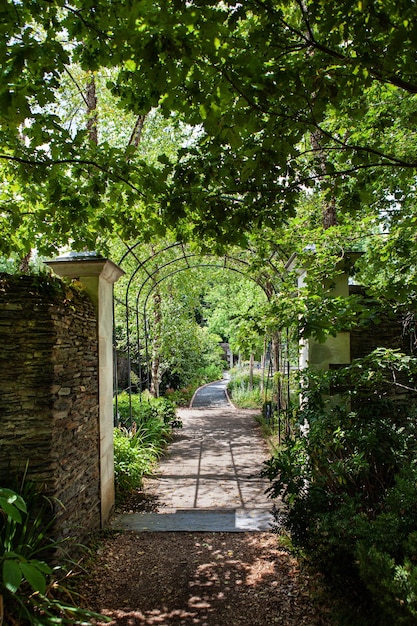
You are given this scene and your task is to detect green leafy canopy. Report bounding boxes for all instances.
[1,1,417,257]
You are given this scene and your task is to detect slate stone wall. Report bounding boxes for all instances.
[349,285,417,404]
[349,286,412,360]
[0,273,100,546]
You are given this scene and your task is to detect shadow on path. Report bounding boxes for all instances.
[112,378,277,531]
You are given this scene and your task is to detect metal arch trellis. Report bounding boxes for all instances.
[117,249,274,404]
[140,261,272,392]
[113,241,292,432]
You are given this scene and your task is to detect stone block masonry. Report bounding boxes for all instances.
[0,273,100,547]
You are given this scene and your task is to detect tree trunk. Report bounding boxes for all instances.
[128,115,146,149]
[150,289,162,397]
[260,336,267,394]
[322,198,337,229]
[19,250,32,273]
[310,129,337,228]
[86,74,98,145]
[271,331,280,374]
[249,353,254,391]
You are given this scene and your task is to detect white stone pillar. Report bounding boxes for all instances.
[46,253,124,526]
[287,252,361,371]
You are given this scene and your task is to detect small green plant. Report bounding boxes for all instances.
[0,485,109,624]
[227,368,268,408]
[1,487,53,600]
[113,425,170,499]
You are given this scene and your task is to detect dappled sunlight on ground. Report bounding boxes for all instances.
[83,531,334,626]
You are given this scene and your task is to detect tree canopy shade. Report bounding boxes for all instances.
[1,1,417,254]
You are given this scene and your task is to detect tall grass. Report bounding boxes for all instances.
[227,368,271,409]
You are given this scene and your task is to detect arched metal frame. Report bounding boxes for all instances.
[113,241,292,432]
[140,261,272,392]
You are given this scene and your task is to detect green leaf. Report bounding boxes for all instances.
[3,558,22,593]
[0,488,27,512]
[0,500,22,523]
[199,104,207,120]
[20,561,49,594]
[31,559,53,576]
[0,489,27,522]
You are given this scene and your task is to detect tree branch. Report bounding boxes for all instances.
[0,154,145,196]
[128,115,146,149]
[63,66,89,108]
[253,0,417,93]
[296,138,417,170]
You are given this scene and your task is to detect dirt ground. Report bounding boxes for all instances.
[78,529,335,626]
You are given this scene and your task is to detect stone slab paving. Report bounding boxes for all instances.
[115,509,274,532]
[112,379,278,532]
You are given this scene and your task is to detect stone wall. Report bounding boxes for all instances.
[349,286,412,360]
[348,286,417,405]
[0,273,101,545]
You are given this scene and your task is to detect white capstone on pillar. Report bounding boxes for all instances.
[46,253,125,526]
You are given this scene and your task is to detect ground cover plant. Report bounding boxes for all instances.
[113,392,182,502]
[263,349,417,625]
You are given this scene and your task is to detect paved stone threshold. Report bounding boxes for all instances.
[112,508,274,532]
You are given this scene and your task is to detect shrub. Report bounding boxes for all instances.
[227,368,264,408]
[354,467,417,625]
[113,392,179,501]
[195,363,224,385]
[164,385,195,407]
[263,351,417,625]
[114,428,157,496]
[114,391,181,429]
[150,396,182,428]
